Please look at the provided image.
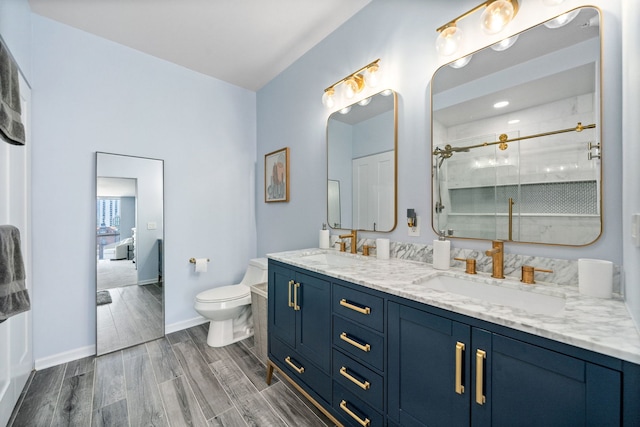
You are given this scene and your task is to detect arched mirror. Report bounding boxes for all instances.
[327,89,397,232]
[96,152,164,355]
[431,7,601,245]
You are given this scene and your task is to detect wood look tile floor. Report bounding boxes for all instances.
[8,325,335,427]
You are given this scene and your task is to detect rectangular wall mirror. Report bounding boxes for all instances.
[431,7,601,246]
[327,89,397,232]
[96,152,164,355]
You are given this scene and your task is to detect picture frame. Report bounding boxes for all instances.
[264,147,290,202]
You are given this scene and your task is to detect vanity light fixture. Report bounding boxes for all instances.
[435,0,519,56]
[322,59,381,108]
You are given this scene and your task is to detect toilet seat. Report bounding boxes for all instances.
[196,284,250,303]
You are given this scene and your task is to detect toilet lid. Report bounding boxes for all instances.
[196,284,250,303]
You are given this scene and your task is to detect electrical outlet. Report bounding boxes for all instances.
[408,215,421,237]
[147,222,157,230]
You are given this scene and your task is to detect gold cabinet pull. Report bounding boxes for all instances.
[339,400,371,427]
[340,332,371,352]
[455,342,465,395]
[293,282,301,311]
[340,298,371,315]
[287,280,294,308]
[340,366,371,390]
[475,349,486,405]
[284,356,304,374]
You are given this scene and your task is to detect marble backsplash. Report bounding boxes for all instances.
[329,236,623,296]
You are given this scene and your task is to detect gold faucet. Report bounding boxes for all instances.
[485,240,505,279]
[339,230,358,254]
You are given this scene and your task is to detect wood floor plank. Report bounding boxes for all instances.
[10,365,65,427]
[224,342,276,391]
[147,337,183,383]
[187,324,230,364]
[207,407,249,427]
[172,340,233,420]
[122,342,148,360]
[158,376,208,427]
[210,358,285,426]
[167,329,192,345]
[124,354,168,426]
[262,381,330,427]
[51,371,94,426]
[93,351,125,410]
[64,355,95,379]
[91,399,129,427]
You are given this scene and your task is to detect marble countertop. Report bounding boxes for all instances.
[268,248,640,365]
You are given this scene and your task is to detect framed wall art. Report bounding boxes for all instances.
[264,147,289,203]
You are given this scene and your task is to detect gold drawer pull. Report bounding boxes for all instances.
[288,280,294,308]
[475,349,486,405]
[340,366,371,390]
[339,400,371,427]
[340,332,371,352]
[293,282,301,311]
[284,356,304,374]
[455,342,465,395]
[340,298,371,315]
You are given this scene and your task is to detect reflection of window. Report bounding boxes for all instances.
[97,198,121,228]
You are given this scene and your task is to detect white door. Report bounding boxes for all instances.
[352,151,394,231]
[0,72,33,426]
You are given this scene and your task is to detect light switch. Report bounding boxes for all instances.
[147,222,157,230]
[408,216,421,237]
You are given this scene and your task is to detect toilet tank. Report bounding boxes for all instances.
[240,258,268,285]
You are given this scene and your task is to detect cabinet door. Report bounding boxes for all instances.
[296,272,331,372]
[473,330,621,427]
[268,263,296,348]
[388,302,471,427]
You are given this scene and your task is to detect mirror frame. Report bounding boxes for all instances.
[430,7,602,246]
[326,89,398,233]
[95,151,165,355]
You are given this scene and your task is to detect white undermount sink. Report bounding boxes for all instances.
[299,252,365,267]
[421,275,565,316]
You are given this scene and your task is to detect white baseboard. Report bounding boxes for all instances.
[138,278,159,286]
[33,317,208,370]
[166,316,208,334]
[35,344,95,370]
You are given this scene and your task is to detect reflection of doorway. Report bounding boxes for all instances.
[96,178,137,290]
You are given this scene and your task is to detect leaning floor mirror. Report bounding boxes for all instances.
[95,152,164,355]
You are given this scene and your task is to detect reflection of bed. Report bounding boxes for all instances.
[114,237,134,260]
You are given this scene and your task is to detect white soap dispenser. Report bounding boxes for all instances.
[319,224,330,249]
[433,231,450,270]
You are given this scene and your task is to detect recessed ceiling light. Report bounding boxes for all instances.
[508,119,520,124]
[494,101,509,109]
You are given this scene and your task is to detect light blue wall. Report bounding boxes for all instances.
[30,15,257,361]
[256,0,629,302]
[0,0,31,81]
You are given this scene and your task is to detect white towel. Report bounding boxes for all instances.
[0,225,30,322]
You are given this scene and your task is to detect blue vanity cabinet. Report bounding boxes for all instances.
[388,301,622,427]
[267,261,332,403]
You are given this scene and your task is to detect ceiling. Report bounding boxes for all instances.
[28,0,372,91]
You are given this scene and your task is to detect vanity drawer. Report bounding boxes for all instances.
[333,349,384,410]
[333,316,384,371]
[333,283,384,332]
[270,336,331,403]
[333,382,384,427]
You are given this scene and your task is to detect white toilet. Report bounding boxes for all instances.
[194,258,268,347]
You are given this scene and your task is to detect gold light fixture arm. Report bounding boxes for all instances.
[323,59,380,93]
[436,0,520,33]
[433,122,596,157]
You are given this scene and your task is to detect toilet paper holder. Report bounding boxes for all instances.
[189,258,210,263]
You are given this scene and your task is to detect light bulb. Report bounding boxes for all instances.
[436,26,463,57]
[358,97,372,106]
[364,64,380,88]
[339,106,351,115]
[481,0,515,35]
[544,10,580,28]
[449,55,472,69]
[490,34,519,51]
[321,88,335,108]
[344,75,364,99]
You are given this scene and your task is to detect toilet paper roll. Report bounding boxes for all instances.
[195,258,208,273]
[319,229,330,249]
[376,238,390,260]
[578,258,612,298]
